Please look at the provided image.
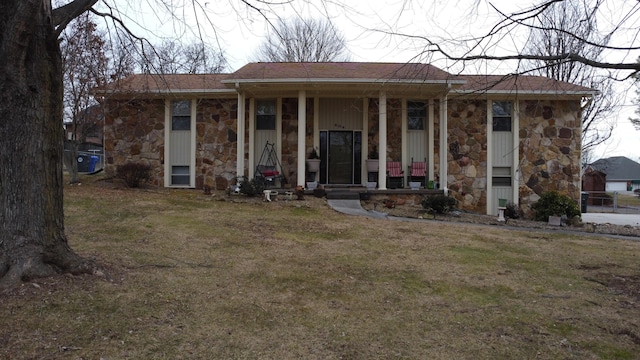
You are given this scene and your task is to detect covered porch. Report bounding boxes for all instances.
[225,69,463,192]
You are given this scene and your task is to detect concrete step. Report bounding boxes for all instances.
[325,190,361,200]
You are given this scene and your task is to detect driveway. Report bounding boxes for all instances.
[328,199,640,229]
[581,213,640,227]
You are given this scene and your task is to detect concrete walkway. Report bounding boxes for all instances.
[326,199,388,219]
[327,199,640,227]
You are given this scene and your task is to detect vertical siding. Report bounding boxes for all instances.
[493,186,513,215]
[492,132,513,166]
[254,130,277,164]
[407,131,427,163]
[170,131,191,165]
[319,98,363,130]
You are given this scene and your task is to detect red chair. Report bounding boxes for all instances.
[387,161,404,189]
[409,158,427,187]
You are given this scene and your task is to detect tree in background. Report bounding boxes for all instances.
[255,17,349,62]
[631,60,640,130]
[138,40,227,74]
[61,13,108,183]
[522,0,619,154]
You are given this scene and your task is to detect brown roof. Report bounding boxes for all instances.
[228,62,455,83]
[456,74,594,95]
[95,73,233,95]
[95,63,595,97]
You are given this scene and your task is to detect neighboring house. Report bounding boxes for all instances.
[94,62,593,216]
[588,156,640,192]
[64,104,105,152]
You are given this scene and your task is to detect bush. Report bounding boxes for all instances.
[238,178,265,197]
[505,202,522,219]
[116,162,152,188]
[421,195,457,214]
[531,191,580,222]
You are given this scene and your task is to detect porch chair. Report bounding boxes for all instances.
[409,158,427,188]
[387,161,404,189]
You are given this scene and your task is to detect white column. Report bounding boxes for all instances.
[486,101,493,215]
[297,90,307,187]
[236,92,245,179]
[362,98,369,185]
[401,99,408,176]
[512,101,520,204]
[248,98,255,179]
[428,100,435,183]
[439,96,448,194]
[378,91,388,190]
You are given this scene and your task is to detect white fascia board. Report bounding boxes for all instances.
[221,78,467,87]
[94,89,236,96]
[451,89,596,97]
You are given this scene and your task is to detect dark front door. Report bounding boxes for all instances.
[319,131,361,184]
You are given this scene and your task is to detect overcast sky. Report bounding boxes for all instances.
[100,0,640,162]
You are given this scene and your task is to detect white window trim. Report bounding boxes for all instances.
[164,99,197,188]
[486,99,519,214]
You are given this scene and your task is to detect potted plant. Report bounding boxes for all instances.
[306,147,321,173]
[365,144,379,173]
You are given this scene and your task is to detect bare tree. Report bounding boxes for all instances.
[522,0,619,153]
[0,0,266,290]
[255,17,349,62]
[393,0,640,75]
[0,0,101,289]
[138,40,227,74]
[61,13,109,183]
[631,63,640,130]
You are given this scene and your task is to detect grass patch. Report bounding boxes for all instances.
[2,181,639,359]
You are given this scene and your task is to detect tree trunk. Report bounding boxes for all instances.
[0,0,94,289]
[63,140,81,184]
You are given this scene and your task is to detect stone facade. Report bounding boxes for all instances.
[104,95,583,217]
[518,100,582,216]
[104,99,166,187]
[441,98,582,215]
[195,98,238,190]
[104,98,240,190]
[446,99,488,212]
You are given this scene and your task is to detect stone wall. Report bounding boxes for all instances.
[195,98,238,190]
[281,97,310,186]
[442,98,582,216]
[518,100,582,216]
[104,98,240,190]
[446,99,488,212]
[366,98,403,161]
[104,99,166,187]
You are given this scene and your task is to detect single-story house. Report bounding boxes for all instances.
[588,156,640,192]
[94,62,593,216]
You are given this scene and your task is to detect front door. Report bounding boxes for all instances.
[319,131,362,184]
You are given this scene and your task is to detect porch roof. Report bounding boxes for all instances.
[221,62,463,97]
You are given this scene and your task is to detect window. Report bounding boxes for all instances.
[172,100,191,131]
[407,101,426,130]
[492,167,512,186]
[492,101,512,132]
[171,166,190,185]
[256,99,276,130]
[86,124,99,138]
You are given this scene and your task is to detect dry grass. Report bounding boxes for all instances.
[1,176,639,359]
[616,193,640,208]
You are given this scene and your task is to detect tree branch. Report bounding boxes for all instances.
[52,0,98,37]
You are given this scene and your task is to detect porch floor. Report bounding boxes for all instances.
[316,186,444,200]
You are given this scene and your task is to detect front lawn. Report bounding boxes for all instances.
[1,179,639,359]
